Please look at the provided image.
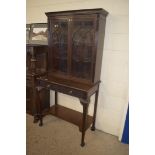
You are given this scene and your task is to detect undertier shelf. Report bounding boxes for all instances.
[45,105,93,132]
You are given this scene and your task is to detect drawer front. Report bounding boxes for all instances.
[39,80,87,99]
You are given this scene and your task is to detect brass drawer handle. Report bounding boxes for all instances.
[31,58,37,62]
[69,90,73,94]
[47,85,51,88]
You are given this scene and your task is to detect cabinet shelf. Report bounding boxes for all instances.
[44,105,93,132]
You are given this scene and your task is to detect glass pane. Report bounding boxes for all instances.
[30,23,48,44]
[51,19,68,73]
[71,20,94,79]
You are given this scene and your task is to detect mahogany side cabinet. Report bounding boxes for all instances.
[35,8,108,147]
[26,44,50,121]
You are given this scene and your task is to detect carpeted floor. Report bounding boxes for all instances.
[26,114,129,155]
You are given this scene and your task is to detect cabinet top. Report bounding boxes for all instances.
[45,8,108,17]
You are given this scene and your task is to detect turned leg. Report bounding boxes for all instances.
[38,91,43,126]
[33,89,40,124]
[33,85,40,123]
[30,48,38,123]
[35,86,43,126]
[80,99,90,147]
[31,76,39,123]
[33,91,40,124]
[91,88,99,131]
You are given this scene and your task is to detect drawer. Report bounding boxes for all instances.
[39,80,87,99]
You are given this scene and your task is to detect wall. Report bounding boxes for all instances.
[27,0,129,138]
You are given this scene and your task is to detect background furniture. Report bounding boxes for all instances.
[26,23,48,45]
[26,44,50,122]
[36,8,108,147]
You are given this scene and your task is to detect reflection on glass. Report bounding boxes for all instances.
[71,20,94,79]
[31,28,47,41]
[51,20,68,73]
[29,23,48,44]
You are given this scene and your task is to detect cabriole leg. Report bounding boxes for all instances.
[91,88,99,131]
[80,99,90,147]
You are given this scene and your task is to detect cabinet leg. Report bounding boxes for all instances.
[36,87,43,127]
[55,91,58,105]
[39,115,43,126]
[80,99,89,147]
[32,77,39,123]
[38,94,43,127]
[33,115,39,123]
[91,88,99,131]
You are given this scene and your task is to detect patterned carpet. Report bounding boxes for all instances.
[26,114,129,155]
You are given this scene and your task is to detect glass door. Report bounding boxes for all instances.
[50,18,68,73]
[71,17,95,80]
